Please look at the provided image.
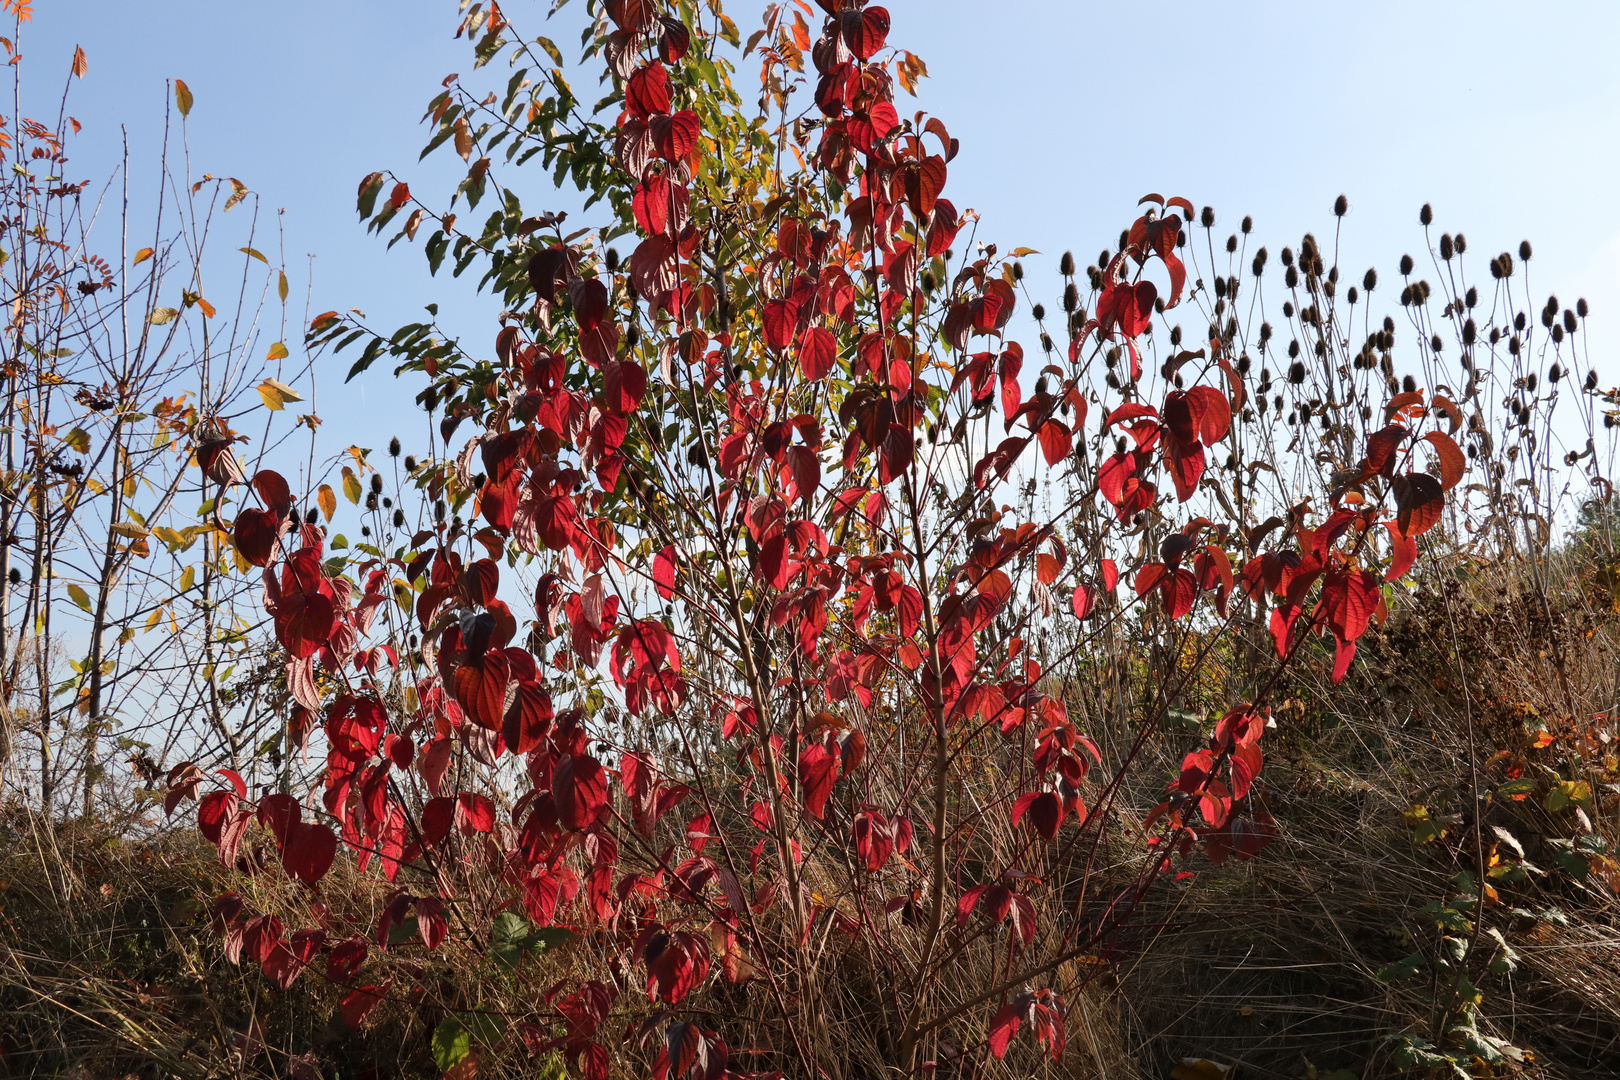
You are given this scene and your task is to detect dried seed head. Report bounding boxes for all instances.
[405,455,418,471]
[1549,363,1563,383]
[370,473,384,495]
[1063,282,1079,314]
[1347,286,1359,305]
[1031,302,1046,322]
[389,436,402,457]
[1281,246,1295,267]
[1288,339,1301,358]
[1034,375,1049,395]
[1586,369,1599,390]
[1519,240,1533,261]
[1283,302,1295,318]
[605,247,621,272]
[1059,251,1075,276]
[1285,266,1299,289]
[1259,322,1273,343]
[305,507,320,524]
[1242,215,1253,234]
[1334,194,1348,217]
[1201,206,1215,228]
[1542,308,1555,328]
[1515,312,1526,332]
[1118,229,1130,252]
[1214,276,1227,299]
[1419,203,1433,226]
[1170,325,1183,346]
[1526,373,1538,391]
[1463,319,1476,345]
[1288,360,1306,384]
[921,270,937,294]
[1252,247,1268,276]
[625,325,640,348]
[1236,353,1251,374]
[1577,298,1589,318]
[1012,260,1024,281]
[1552,324,1564,344]
[1226,234,1238,254]
[1454,233,1467,253]
[1363,268,1378,292]
[1465,286,1478,309]
[1399,254,1414,276]
[1564,310,1577,334]
[1040,332,1054,353]
[1403,374,1417,393]
[1098,249,1111,267]
[1430,333,1443,353]
[1509,334,1522,356]
[1439,234,1454,261]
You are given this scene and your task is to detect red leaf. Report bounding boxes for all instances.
[1036,419,1071,466]
[1071,583,1096,620]
[503,681,554,755]
[1422,430,1465,491]
[798,326,837,380]
[280,591,336,659]
[555,755,609,830]
[762,299,799,352]
[1392,472,1445,537]
[626,62,671,117]
[798,741,837,820]
[327,936,367,983]
[421,796,455,846]
[1383,520,1417,582]
[252,469,293,513]
[282,821,337,887]
[649,110,700,162]
[233,508,281,567]
[415,896,448,949]
[605,360,648,414]
[851,810,893,871]
[457,792,496,834]
[197,790,234,843]
[340,984,388,1030]
[988,1001,1022,1059]
[1011,791,1065,841]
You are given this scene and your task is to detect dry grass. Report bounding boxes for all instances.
[3,555,1618,1080]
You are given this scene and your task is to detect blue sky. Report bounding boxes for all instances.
[30,0,1620,461]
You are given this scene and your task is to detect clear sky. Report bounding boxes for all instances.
[28,0,1620,462]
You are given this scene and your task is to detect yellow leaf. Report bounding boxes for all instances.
[1010,247,1041,257]
[109,521,148,539]
[117,626,134,645]
[239,246,267,263]
[67,583,92,611]
[145,607,163,632]
[133,247,154,266]
[72,45,87,78]
[278,271,289,303]
[179,565,195,593]
[266,341,289,361]
[148,306,179,325]
[174,78,193,117]
[342,467,362,505]
[318,484,337,522]
[63,427,90,453]
[256,378,302,411]
[224,178,247,212]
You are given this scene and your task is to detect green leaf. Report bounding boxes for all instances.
[67,583,92,612]
[1544,779,1592,812]
[431,1016,471,1073]
[535,36,564,65]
